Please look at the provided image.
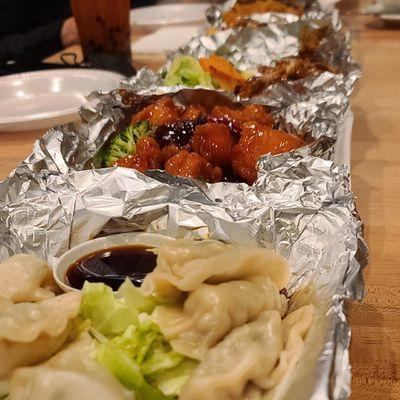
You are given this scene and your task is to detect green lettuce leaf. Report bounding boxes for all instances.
[104,313,197,396]
[150,359,198,397]
[109,314,184,374]
[135,314,184,375]
[81,281,198,398]
[80,282,139,336]
[141,342,184,376]
[164,56,214,88]
[117,279,160,314]
[97,343,171,400]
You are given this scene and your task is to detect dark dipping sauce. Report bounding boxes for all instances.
[66,245,157,291]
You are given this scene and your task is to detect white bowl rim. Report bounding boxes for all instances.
[54,232,174,292]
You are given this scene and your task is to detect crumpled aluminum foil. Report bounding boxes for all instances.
[0,88,342,180]
[124,17,360,139]
[0,6,366,398]
[168,18,350,71]
[205,0,332,30]
[0,149,368,400]
[123,72,352,139]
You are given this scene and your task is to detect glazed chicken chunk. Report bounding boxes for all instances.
[131,97,183,126]
[235,56,336,98]
[115,137,162,172]
[211,104,275,128]
[232,122,305,184]
[103,94,306,184]
[191,123,234,168]
[165,150,222,183]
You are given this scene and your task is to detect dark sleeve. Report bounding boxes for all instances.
[131,0,158,8]
[0,20,64,66]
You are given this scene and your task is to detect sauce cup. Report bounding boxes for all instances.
[54,232,173,292]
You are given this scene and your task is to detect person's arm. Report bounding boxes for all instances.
[0,20,64,65]
[0,0,78,66]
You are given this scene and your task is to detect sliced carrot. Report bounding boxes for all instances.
[199,55,245,91]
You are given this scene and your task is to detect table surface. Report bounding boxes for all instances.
[344,14,400,400]
[1,9,400,400]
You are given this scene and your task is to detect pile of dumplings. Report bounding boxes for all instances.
[0,255,81,379]
[144,239,314,400]
[0,255,131,400]
[0,239,314,400]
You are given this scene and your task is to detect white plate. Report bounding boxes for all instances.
[130,3,210,26]
[0,69,123,132]
[132,25,200,53]
[362,1,400,14]
[380,13,400,22]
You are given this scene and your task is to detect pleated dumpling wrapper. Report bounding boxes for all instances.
[143,239,290,361]
[153,276,287,360]
[0,254,58,303]
[141,239,291,301]
[8,334,134,400]
[180,305,314,400]
[0,291,82,378]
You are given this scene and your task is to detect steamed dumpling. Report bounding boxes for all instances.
[243,384,264,400]
[142,239,290,300]
[8,334,134,400]
[153,277,285,360]
[179,310,284,400]
[0,330,71,382]
[0,292,81,378]
[0,295,12,309]
[0,292,81,343]
[180,305,314,400]
[260,304,315,394]
[0,254,58,303]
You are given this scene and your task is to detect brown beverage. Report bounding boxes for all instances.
[70,0,134,74]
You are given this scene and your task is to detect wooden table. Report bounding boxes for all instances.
[1,12,400,400]
[345,14,400,400]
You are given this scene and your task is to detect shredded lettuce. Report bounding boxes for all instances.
[164,56,214,88]
[141,342,184,376]
[97,343,171,400]
[151,359,199,397]
[126,314,184,375]
[117,279,160,314]
[103,313,195,397]
[80,279,161,336]
[80,282,139,336]
[81,281,198,398]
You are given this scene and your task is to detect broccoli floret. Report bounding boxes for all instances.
[101,121,152,167]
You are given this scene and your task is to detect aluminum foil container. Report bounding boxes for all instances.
[189,18,348,72]
[0,88,345,182]
[0,149,368,399]
[0,3,366,397]
[125,71,354,138]
[205,0,331,30]
[124,19,360,137]
[129,15,359,85]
